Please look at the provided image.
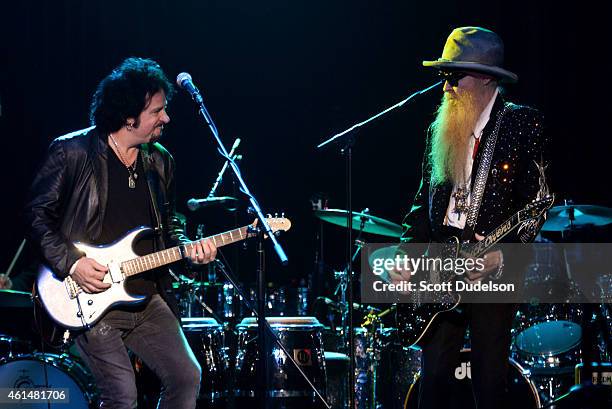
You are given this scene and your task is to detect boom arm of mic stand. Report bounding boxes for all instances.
[193,97,288,265]
[316,80,443,149]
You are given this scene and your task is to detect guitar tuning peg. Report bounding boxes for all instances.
[281,212,285,218]
[267,213,272,218]
[274,212,278,217]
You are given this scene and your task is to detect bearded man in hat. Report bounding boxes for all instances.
[390,27,550,408]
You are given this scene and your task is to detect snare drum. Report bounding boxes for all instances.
[235,317,326,400]
[403,349,540,408]
[0,353,97,408]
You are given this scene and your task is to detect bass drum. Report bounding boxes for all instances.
[403,349,540,409]
[0,353,97,408]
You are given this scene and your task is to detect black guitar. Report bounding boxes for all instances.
[395,195,554,347]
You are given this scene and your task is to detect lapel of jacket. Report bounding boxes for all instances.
[89,128,108,232]
[140,143,163,235]
[470,94,506,186]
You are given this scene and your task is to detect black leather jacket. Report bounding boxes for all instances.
[24,126,187,316]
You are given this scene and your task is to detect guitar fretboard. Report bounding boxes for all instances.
[121,226,251,277]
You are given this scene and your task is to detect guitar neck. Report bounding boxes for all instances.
[466,212,521,258]
[121,225,251,278]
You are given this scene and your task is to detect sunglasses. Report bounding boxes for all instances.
[438,71,467,87]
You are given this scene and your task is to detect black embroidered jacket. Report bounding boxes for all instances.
[401,95,549,244]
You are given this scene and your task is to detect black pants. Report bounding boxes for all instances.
[76,295,201,409]
[418,303,515,409]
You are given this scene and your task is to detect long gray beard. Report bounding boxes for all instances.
[428,92,489,186]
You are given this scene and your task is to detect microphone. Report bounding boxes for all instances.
[187,196,238,211]
[176,72,203,104]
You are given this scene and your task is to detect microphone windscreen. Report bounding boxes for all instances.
[176,72,192,88]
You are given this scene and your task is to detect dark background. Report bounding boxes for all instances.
[1,1,610,295]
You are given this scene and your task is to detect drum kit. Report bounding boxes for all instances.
[0,203,610,408]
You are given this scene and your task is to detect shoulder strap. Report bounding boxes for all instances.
[462,104,509,241]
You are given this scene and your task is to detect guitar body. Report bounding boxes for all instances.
[36,227,150,329]
[396,299,460,347]
[395,195,554,347]
[35,217,292,330]
[396,237,461,347]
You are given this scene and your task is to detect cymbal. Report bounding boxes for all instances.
[314,208,402,238]
[0,289,32,309]
[541,205,612,232]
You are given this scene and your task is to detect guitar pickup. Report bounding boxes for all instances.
[65,276,80,299]
[107,262,123,283]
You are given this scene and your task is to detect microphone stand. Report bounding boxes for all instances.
[180,82,332,409]
[316,80,442,409]
[207,138,241,198]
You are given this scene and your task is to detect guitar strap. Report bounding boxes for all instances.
[462,104,509,241]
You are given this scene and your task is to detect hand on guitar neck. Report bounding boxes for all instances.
[464,233,503,282]
[72,238,217,294]
[187,238,217,265]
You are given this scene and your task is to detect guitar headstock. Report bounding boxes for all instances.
[249,215,292,237]
[519,194,555,222]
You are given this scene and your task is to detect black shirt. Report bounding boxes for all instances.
[97,147,158,296]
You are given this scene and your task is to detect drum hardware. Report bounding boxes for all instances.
[313,196,409,409]
[187,137,241,213]
[172,273,227,323]
[297,285,309,316]
[347,305,396,409]
[316,205,402,408]
[206,137,241,201]
[0,335,31,361]
[332,236,366,352]
[355,315,384,409]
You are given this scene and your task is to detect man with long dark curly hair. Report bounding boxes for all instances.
[25,57,216,408]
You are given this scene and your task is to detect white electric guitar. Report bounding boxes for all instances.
[36,217,291,329]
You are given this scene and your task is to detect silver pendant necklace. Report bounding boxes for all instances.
[109,134,138,189]
[452,132,481,215]
[453,184,470,215]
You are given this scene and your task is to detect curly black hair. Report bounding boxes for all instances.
[89,57,174,134]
